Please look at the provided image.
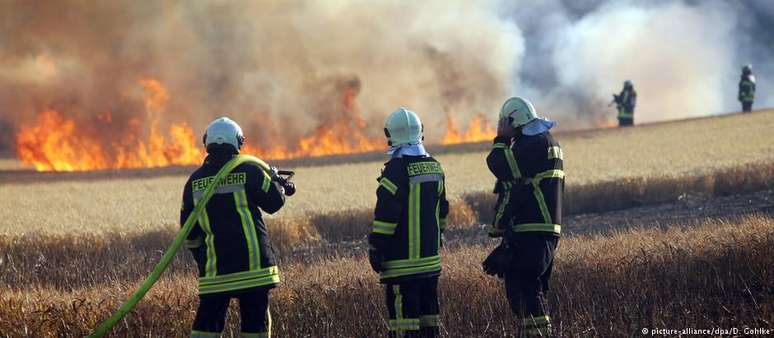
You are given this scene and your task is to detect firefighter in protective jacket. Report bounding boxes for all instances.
[484,97,563,337]
[739,65,756,113]
[613,80,637,127]
[368,107,449,338]
[181,117,285,338]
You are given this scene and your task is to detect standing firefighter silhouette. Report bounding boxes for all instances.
[181,117,292,337]
[611,80,637,127]
[368,107,449,338]
[482,97,563,337]
[738,64,756,113]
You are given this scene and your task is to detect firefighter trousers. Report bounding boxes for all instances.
[742,101,753,112]
[191,287,272,337]
[385,276,440,338]
[504,233,558,337]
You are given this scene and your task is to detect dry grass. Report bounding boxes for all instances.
[1,111,773,235]
[1,214,771,337]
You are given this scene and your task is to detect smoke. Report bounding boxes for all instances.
[506,0,773,128]
[0,0,521,152]
[1,0,773,156]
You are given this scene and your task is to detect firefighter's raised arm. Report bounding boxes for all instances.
[248,165,286,214]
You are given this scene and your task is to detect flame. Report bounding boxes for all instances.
[441,112,496,144]
[16,78,204,171]
[15,77,497,172]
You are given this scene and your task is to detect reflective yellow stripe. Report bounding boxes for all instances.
[493,142,507,149]
[198,274,280,295]
[260,171,271,193]
[491,181,512,236]
[379,177,398,195]
[531,181,552,223]
[547,146,563,160]
[380,256,441,280]
[419,314,439,327]
[199,266,279,285]
[372,220,398,235]
[234,191,260,270]
[194,198,217,277]
[503,147,522,178]
[521,315,551,327]
[409,184,421,259]
[512,223,561,234]
[382,255,440,269]
[533,169,565,181]
[389,319,420,331]
[190,330,221,337]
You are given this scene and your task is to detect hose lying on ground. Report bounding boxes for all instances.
[88,155,271,338]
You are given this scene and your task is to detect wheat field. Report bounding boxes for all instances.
[1,111,772,235]
[0,111,773,337]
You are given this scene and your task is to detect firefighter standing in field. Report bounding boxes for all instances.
[483,97,563,337]
[739,64,756,113]
[368,107,449,338]
[181,117,286,338]
[613,80,637,127]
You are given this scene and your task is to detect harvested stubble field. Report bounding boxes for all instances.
[0,111,773,337]
[1,214,772,337]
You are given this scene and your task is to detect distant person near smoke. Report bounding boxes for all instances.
[612,80,637,127]
[739,65,756,113]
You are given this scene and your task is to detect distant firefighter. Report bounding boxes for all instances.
[738,64,756,113]
[368,107,448,337]
[611,80,637,127]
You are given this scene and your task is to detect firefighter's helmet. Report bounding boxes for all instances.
[742,64,752,74]
[499,97,538,128]
[384,107,423,147]
[624,80,633,88]
[203,117,244,152]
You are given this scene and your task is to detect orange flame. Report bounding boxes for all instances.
[16,78,498,171]
[441,112,496,144]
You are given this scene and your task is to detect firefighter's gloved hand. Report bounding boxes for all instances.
[368,246,384,273]
[268,166,281,181]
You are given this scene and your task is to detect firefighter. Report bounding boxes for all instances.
[368,107,449,338]
[483,97,563,337]
[613,80,637,126]
[739,64,756,113]
[181,117,286,338]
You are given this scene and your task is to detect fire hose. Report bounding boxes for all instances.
[88,155,291,337]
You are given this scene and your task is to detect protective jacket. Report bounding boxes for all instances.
[369,155,449,283]
[181,151,285,295]
[486,132,564,237]
[739,75,756,103]
[617,87,637,120]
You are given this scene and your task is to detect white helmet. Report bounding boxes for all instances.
[499,97,538,128]
[203,117,244,152]
[384,107,423,147]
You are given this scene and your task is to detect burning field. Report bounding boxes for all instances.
[14,76,496,172]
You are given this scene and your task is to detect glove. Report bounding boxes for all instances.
[268,166,281,181]
[368,246,384,273]
[482,241,513,279]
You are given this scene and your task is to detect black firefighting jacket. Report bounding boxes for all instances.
[739,75,756,103]
[368,155,449,283]
[181,151,285,295]
[617,87,637,118]
[486,131,564,237]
